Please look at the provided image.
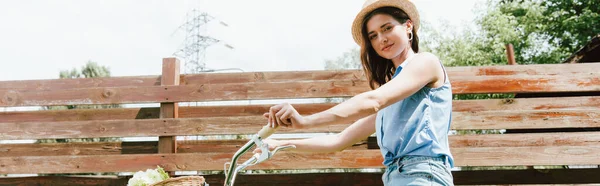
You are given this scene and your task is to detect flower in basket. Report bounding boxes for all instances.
[127,166,170,186]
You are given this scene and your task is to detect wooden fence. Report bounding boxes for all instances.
[0,58,599,185]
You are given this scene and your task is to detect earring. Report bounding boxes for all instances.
[408,32,413,41]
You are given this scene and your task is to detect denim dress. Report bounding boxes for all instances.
[376,59,454,185]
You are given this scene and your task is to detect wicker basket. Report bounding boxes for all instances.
[150,176,207,186]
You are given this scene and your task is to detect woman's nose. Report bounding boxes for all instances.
[379,36,388,44]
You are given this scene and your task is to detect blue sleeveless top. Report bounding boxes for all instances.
[375,59,454,167]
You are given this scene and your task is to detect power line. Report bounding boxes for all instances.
[173,9,232,74]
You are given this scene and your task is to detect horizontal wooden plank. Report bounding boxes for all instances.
[0,107,160,123]
[0,116,344,140]
[0,141,162,157]
[452,110,600,130]
[2,109,599,140]
[181,69,366,84]
[449,63,600,76]
[179,97,600,117]
[0,142,128,157]
[0,139,364,157]
[2,145,600,174]
[2,63,597,92]
[0,76,160,91]
[180,63,600,84]
[179,97,600,118]
[458,131,600,146]
[0,150,382,174]
[0,80,366,107]
[3,96,599,123]
[454,145,600,167]
[2,132,599,157]
[1,74,599,107]
[401,132,600,149]
[0,103,332,123]
[451,74,600,94]
[3,168,600,186]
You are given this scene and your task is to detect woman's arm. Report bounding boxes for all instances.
[261,114,376,153]
[304,53,443,127]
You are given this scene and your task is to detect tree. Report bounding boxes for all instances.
[541,0,600,55]
[324,47,361,70]
[426,0,599,66]
[60,61,111,78]
[425,0,546,66]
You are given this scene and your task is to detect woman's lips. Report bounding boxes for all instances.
[382,43,394,51]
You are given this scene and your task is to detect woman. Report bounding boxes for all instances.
[258,0,454,185]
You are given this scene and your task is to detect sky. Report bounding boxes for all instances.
[0,0,480,81]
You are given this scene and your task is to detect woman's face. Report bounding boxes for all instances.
[365,14,411,59]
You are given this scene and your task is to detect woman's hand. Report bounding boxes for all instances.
[265,103,309,129]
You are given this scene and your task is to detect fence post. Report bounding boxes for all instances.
[506,44,516,65]
[159,58,180,174]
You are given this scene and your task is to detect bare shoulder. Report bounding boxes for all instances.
[405,52,444,86]
[406,52,442,71]
[414,52,441,65]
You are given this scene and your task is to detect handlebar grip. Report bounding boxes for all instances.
[257,125,276,139]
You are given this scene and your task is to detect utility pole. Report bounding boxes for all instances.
[173,9,232,73]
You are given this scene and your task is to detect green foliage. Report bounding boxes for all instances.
[324,47,361,70]
[421,19,500,67]
[59,68,82,79]
[59,61,111,78]
[424,0,599,67]
[541,0,600,54]
[453,93,514,100]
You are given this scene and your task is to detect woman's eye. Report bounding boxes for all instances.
[384,26,393,31]
[369,34,377,40]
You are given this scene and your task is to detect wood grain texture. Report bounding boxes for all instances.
[2,63,597,91]
[2,96,598,123]
[158,58,180,155]
[0,76,160,91]
[179,63,600,84]
[452,110,600,130]
[450,74,600,94]
[1,74,598,107]
[2,110,598,140]
[2,132,598,157]
[0,107,160,123]
[0,63,598,184]
[2,145,600,174]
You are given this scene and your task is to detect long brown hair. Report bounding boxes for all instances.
[360,7,419,90]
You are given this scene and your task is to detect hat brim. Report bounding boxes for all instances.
[351,0,419,46]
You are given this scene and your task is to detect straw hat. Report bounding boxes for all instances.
[351,0,420,46]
